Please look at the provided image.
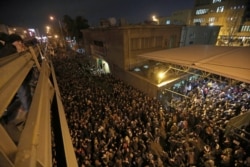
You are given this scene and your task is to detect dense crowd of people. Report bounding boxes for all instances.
[51,53,249,167]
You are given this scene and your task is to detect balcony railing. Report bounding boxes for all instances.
[0,45,77,167]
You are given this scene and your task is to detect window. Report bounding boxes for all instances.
[193,18,205,24]
[213,0,221,3]
[196,9,209,15]
[227,16,237,22]
[241,26,250,32]
[166,20,171,25]
[208,17,216,23]
[241,26,246,31]
[216,6,224,13]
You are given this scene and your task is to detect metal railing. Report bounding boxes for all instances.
[0,45,77,167]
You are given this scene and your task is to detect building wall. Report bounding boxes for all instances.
[159,9,193,25]
[82,28,125,69]
[124,25,183,70]
[81,25,183,97]
[111,64,159,97]
[82,25,183,70]
[192,0,250,40]
[180,25,221,46]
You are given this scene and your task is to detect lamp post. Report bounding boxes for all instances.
[49,16,66,48]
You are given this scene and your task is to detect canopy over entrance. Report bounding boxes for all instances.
[138,45,250,84]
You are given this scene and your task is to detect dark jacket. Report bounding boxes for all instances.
[0,43,17,58]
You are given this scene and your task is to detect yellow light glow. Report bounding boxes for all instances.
[152,15,159,24]
[152,15,158,21]
[158,72,165,79]
[157,78,179,87]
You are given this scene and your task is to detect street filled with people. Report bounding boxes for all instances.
[52,53,249,167]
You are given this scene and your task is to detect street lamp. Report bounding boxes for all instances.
[49,16,66,47]
[49,16,54,21]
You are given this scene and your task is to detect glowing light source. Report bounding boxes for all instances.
[50,16,54,21]
[158,72,165,79]
[152,15,159,24]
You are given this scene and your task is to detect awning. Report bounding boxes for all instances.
[138,45,250,83]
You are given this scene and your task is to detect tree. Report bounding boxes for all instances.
[62,15,89,43]
[74,16,89,41]
[62,15,74,37]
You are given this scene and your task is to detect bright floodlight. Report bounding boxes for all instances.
[158,72,165,79]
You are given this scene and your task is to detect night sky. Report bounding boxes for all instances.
[0,0,194,34]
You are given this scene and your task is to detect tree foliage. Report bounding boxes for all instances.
[62,15,89,42]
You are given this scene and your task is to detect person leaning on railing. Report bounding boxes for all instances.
[10,34,27,52]
[0,33,31,143]
[0,33,27,58]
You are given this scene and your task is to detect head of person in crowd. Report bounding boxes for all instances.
[24,37,39,47]
[8,34,27,52]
